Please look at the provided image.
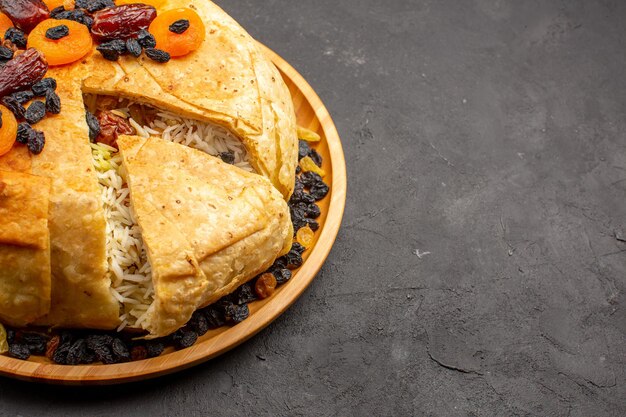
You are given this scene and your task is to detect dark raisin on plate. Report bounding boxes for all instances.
[1,95,25,119]
[75,0,115,13]
[219,151,235,165]
[16,122,33,144]
[96,39,127,61]
[0,45,13,60]
[27,130,45,155]
[51,8,94,29]
[125,38,142,58]
[86,110,100,142]
[11,90,35,105]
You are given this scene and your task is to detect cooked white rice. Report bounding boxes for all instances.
[89,96,252,332]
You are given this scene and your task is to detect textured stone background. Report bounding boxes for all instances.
[1,0,625,415]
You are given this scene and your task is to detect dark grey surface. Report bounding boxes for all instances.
[1,0,625,416]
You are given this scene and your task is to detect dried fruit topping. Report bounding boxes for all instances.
[50,8,94,29]
[299,156,326,178]
[0,104,17,156]
[27,129,45,154]
[125,37,141,57]
[96,38,125,60]
[1,96,26,119]
[172,330,197,350]
[255,273,277,299]
[75,0,114,13]
[130,345,147,361]
[24,100,45,124]
[144,47,169,63]
[0,0,49,33]
[297,126,321,142]
[0,44,12,60]
[91,4,157,42]
[32,77,56,96]
[85,110,99,142]
[8,343,30,360]
[272,268,292,285]
[219,151,235,165]
[136,28,155,48]
[45,335,60,359]
[16,122,32,144]
[145,340,165,358]
[28,19,93,66]
[44,89,60,114]
[149,8,205,57]
[296,225,315,248]
[45,24,69,40]
[0,48,47,98]
[168,19,189,34]
[10,89,35,104]
[96,110,133,148]
[43,0,69,10]
[0,12,12,39]
[225,303,249,323]
[4,27,27,49]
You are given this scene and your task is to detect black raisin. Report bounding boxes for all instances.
[204,306,226,328]
[27,130,45,155]
[172,330,197,349]
[188,311,209,336]
[145,340,165,358]
[75,0,115,13]
[16,122,32,144]
[125,38,142,58]
[86,335,116,364]
[32,78,57,97]
[229,304,249,323]
[45,90,61,114]
[45,25,69,40]
[272,268,292,285]
[306,203,321,219]
[1,96,25,119]
[290,242,306,254]
[52,341,70,364]
[300,171,323,188]
[298,140,310,160]
[20,332,49,355]
[136,29,156,48]
[86,110,100,142]
[309,183,329,201]
[52,9,94,29]
[0,45,13,60]
[219,151,235,165]
[9,344,31,360]
[309,149,323,167]
[283,251,303,269]
[10,90,35,105]
[4,28,27,49]
[6,328,14,344]
[169,19,189,34]
[24,101,46,124]
[234,282,257,305]
[111,338,130,362]
[145,48,170,63]
[65,339,87,365]
[306,219,320,231]
[97,39,126,61]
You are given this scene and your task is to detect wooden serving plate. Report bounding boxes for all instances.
[0,45,347,385]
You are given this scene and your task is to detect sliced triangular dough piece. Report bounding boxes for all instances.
[0,170,51,326]
[31,64,120,329]
[83,0,298,198]
[118,135,292,333]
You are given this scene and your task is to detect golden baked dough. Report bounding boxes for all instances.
[0,170,51,326]
[118,135,292,337]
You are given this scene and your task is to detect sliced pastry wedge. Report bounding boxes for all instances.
[98,135,292,337]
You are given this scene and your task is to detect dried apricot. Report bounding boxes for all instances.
[27,19,92,66]
[255,273,277,299]
[149,8,205,57]
[296,225,315,248]
[0,12,13,38]
[116,0,165,8]
[0,105,18,157]
[43,0,73,10]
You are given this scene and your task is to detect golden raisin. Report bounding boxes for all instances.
[299,156,326,177]
[296,225,315,248]
[255,273,277,299]
[297,126,321,142]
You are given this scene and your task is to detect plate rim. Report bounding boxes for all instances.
[0,44,347,385]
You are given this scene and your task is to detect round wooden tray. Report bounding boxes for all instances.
[0,45,346,385]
